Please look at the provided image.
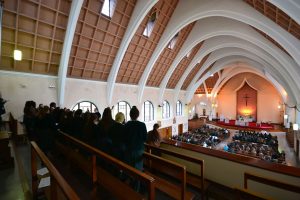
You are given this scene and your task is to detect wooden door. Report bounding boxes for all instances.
[178,124,183,134]
[160,126,171,139]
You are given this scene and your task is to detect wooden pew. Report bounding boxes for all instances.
[145,143,205,199]
[56,131,155,200]
[9,113,27,144]
[143,152,195,200]
[244,172,300,195]
[31,141,79,200]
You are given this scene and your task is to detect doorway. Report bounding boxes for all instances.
[178,124,183,134]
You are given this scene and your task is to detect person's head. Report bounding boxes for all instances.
[50,102,56,109]
[102,107,113,121]
[94,112,101,120]
[74,109,83,117]
[153,123,159,130]
[129,106,139,120]
[115,112,125,124]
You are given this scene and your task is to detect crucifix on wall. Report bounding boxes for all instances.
[243,93,250,106]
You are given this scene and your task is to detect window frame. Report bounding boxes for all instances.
[167,33,179,49]
[113,101,131,122]
[176,100,183,116]
[143,100,154,122]
[101,0,117,18]
[162,100,170,119]
[72,101,98,113]
[143,11,157,37]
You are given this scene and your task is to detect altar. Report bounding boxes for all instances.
[236,116,254,126]
[217,119,273,130]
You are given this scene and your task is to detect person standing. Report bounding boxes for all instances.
[124,106,147,171]
[124,106,147,191]
[0,97,7,130]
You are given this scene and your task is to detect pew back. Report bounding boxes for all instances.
[31,141,80,200]
[57,131,155,200]
[145,143,205,199]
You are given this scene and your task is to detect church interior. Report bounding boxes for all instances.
[0,0,300,199]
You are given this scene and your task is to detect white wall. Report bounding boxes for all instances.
[0,72,57,121]
[189,94,213,119]
[0,71,188,132]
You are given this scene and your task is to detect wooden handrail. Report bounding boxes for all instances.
[31,141,80,200]
[145,143,205,199]
[162,139,300,178]
[244,172,300,194]
[143,152,187,200]
[59,131,155,200]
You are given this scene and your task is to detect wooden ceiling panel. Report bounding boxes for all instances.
[204,72,219,93]
[68,0,136,80]
[1,0,71,75]
[116,0,179,84]
[244,0,300,41]
[167,42,203,89]
[181,53,210,90]
[195,84,205,94]
[147,22,195,87]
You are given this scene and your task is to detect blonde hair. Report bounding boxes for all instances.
[115,112,125,123]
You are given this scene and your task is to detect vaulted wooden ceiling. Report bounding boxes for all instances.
[1,0,299,97]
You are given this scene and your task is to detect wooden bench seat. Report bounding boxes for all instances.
[145,171,195,200]
[145,144,205,199]
[55,141,145,200]
[143,152,194,200]
[9,113,27,144]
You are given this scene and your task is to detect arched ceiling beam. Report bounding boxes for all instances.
[106,0,158,106]
[163,33,292,103]
[154,18,300,104]
[173,38,299,105]
[138,0,300,103]
[186,55,297,105]
[186,48,296,97]
[267,0,300,24]
[211,66,286,103]
[57,0,83,106]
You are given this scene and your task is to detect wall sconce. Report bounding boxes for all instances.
[293,123,299,131]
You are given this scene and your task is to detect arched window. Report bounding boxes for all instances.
[113,101,131,122]
[72,101,98,113]
[143,11,157,37]
[143,101,154,122]
[176,100,183,116]
[162,100,170,119]
[101,0,117,18]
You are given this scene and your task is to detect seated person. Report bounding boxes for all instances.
[147,123,161,147]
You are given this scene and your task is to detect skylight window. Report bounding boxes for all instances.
[186,49,192,57]
[101,0,117,18]
[168,33,179,49]
[143,12,157,37]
